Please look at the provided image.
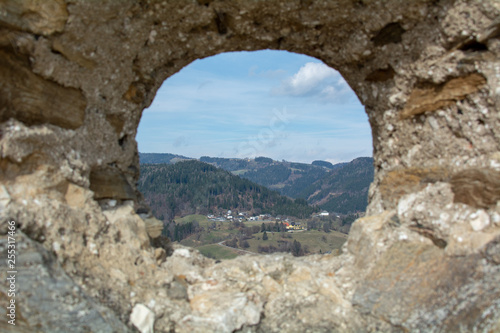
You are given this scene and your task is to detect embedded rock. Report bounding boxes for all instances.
[1,0,500,332]
[0,50,86,129]
[89,168,136,200]
[0,231,129,333]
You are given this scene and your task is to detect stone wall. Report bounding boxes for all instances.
[1,0,499,332]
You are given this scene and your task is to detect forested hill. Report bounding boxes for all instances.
[138,160,318,221]
[138,153,374,214]
[300,157,374,214]
[198,156,348,198]
[138,153,345,194]
[139,153,192,164]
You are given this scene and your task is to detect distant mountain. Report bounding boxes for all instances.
[199,156,373,214]
[139,153,192,164]
[312,160,334,169]
[301,157,374,214]
[138,160,319,221]
[139,153,373,215]
[198,156,346,198]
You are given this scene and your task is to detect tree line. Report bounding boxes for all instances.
[138,160,318,221]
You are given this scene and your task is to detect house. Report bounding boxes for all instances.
[320,211,329,217]
[286,223,304,231]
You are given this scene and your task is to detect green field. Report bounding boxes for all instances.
[174,214,347,260]
[175,214,209,225]
[246,230,346,254]
[196,244,238,260]
[231,169,249,176]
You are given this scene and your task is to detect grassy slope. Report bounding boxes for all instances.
[196,244,238,260]
[175,214,347,259]
[246,230,346,254]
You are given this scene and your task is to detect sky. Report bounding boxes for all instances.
[137,50,372,164]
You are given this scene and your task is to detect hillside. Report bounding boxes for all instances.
[138,160,318,220]
[139,152,192,164]
[198,156,373,214]
[301,157,374,214]
[198,156,347,198]
[138,153,373,214]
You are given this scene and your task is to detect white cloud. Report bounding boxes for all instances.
[273,62,355,104]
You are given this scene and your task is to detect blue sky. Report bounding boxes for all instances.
[137,50,372,164]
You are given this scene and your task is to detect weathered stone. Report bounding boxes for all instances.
[102,205,150,250]
[346,211,392,270]
[154,247,167,264]
[0,232,129,332]
[484,236,500,265]
[106,114,126,137]
[1,0,499,332]
[64,183,88,209]
[371,22,406,46]
[143,216,163,238]
[353,241,500,332]
[89,168,136,200]
[365,65,395,82]
[0,0,68,35]
[379,167,450,208]
[123,82,147,105]
[400,73,487,119]
[0,185,11,218]
[0,50,86,129]
[450,168,500,209]
[52,37,97,70]
[130,304,155,333]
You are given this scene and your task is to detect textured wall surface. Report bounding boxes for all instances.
[1,0,500,332]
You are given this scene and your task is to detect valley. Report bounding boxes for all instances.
[140,153,374,214]
[138,154,372,259]
[172,214,349,260]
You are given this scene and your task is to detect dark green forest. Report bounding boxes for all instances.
[302,157,374,214]
[242,164,292,187]
[138,153,374,215]
[138,160,319,221]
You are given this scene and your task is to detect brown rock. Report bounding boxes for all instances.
[371,22,406,46]
[401,73,487,119]
[379,167,450,207]
[365,65,395,82]
[154,248,167,264]
[123,82,146,104]
[484,236,500,265]
[64,183,88,208]
[52,37,97,70]
[0,0,68,35]
[106,114,125,136]
[143,217,163,238]
[89,168,136,200]
[0,50,86,129]
[451,168,500,209]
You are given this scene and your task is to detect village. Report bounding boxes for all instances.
[206,209,335,232]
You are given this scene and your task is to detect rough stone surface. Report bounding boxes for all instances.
[0,49,86,129]
[1,0,500,332]
[130,304,155,333]
[0,231,128,333]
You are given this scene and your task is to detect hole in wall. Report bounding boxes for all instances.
[136,50,373,259]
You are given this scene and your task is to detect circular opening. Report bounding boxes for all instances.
[137,50,373,259]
